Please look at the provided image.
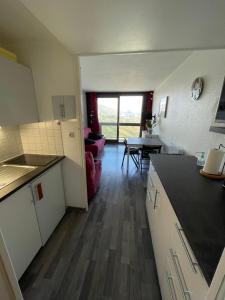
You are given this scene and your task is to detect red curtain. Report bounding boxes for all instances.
[140,91,154,130]
[146,91,154,113]
[86,92,101,133]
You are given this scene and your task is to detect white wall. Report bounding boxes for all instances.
[81,91,88,127]
[153,49,225,155]
[0,127,23,162]
[20,121,64,155]
[61,120,88,209]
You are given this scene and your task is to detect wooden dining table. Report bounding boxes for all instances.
[126,137,163,172]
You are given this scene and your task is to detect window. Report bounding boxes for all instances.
[98,97,118,140]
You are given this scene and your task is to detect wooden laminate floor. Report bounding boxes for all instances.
[19,144,161,300]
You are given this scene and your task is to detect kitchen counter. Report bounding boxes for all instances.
[0,154,65,202]
[150,154,225,285]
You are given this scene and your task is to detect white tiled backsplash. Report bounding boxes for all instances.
[20,121,64,155]
[0,126,23,162]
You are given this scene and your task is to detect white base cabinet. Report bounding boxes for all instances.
[31,163,65,245]
[0,186,42,279]
[0,162,66,279]
[146,162,209,300]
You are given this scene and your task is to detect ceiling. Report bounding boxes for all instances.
[18,0,225,54]
[80,51,191,91]
[0,0,54,42]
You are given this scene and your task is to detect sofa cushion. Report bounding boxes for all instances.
[84,128,92,139]
[84,127,106,158]
[85,138,95,145]
[94,138,105,149]
[85,152,102,200]
[85,144,99,157]
[88,132,104,140]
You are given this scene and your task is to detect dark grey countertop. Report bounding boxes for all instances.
[150,154,225,285]
[0,154,65,202]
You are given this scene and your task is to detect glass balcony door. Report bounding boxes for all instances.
[98,97,119,141]
[118,95,143,141]
[98,94,143,141]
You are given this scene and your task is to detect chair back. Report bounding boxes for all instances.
[153,145,162,153]
[123,138,128,147]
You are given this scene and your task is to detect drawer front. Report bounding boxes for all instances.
[162,254,186,300]
[148,166,166,197]
[146,191,152,226]
[147,171,156,201]
[156,184,209,298]
[168,248,192,300]
[170,222,208,300]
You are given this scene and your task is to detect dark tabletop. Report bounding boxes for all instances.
[150,154,225,285]
[0,154,65,202]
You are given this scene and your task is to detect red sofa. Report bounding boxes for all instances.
[85,151,102,200]
[84,128,105,158]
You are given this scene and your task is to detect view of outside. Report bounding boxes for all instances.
[119,96,143,140]
[98,97,118,139]
[98,96,143,140]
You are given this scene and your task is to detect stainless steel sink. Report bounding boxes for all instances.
[0,164,37,189]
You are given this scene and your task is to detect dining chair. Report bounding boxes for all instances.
[140,145,162,173]
[121,138,140,168]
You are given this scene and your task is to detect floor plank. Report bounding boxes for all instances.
[19,144,161,300]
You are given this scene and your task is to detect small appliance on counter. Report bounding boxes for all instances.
[200,145,225,179]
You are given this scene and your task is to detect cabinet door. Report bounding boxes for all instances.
[63,95,76,119]
[147,167,177,294]
[0,230,23,300]
[52,95,64,120]
[52,95,76,120]
[0,56,38,126]
[32,163,65,245]
[0,185,42,279]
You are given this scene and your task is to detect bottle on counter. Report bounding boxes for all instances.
[196,152,205,167]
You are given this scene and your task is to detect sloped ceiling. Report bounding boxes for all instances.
[19,0,225,54]
[0,0,55,42]
[80,51,191,91]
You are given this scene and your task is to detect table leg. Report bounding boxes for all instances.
[127,146,130,172]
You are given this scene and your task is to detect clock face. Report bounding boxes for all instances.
[192,77,204,100]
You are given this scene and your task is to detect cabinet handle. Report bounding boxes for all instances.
[167,272,178,300]
[175,223,199,274]
[36,183,43,200]
[149,174,154,188]
[153,190,159,210]
[169,249,191,300]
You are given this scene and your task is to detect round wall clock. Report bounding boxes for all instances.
[191,77,204,100]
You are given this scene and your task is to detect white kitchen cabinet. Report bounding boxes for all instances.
[146,162,209,300]
[0,230,23,300]
[207,249,225,300]
[162,255,185,300]
[0,185,42,279]
[31,163,65,245]
[52,95,76,120]
[0,55,38,126]
[147,165,173,285]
